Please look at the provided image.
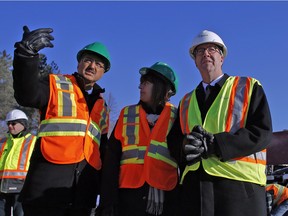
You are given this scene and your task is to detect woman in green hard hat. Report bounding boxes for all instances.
[13,26,111,216]
[97,62,179,216]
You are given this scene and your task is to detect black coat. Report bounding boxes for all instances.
[12,53,108,208]
[167,74,273,216]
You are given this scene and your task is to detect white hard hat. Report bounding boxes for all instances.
[189,30,228,60]
[5,109,28,122]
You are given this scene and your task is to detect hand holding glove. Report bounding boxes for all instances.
[14,26,54,56]
[182,125,216,164]
[183,131,204,164]
[192,125,215,159]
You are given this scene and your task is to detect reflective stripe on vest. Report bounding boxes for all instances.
[55,75,77,117]
[38,74,108,169]
[121,145,146,165]
[120,104,177,167]
[0,133,36,179]
[266,184,288,206]
[116,103,178,190]
[180,76,266,185]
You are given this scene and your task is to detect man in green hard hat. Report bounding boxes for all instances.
[12,26,111,216]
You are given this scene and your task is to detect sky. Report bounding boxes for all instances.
[0,1,288,132]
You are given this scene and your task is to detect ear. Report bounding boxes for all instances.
[165,90,172,102]
[220,55,224,63]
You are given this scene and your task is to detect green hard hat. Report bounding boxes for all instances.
[77,42,111,72]
[139,61,179,95]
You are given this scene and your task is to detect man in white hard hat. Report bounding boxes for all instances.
[167,30,272,216]
[0,109,36,216]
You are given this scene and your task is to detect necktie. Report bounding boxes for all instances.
[205,85,212,101]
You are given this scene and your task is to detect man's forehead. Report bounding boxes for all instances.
[196,43,217,48]
[82,53,104,61]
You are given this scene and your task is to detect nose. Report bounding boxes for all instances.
[203,48,211,56]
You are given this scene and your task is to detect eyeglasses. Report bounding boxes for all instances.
[194,46,221,56]
[82,57,105,69]
[7,121,17,126]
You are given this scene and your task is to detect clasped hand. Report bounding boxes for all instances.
[183,125,215,164]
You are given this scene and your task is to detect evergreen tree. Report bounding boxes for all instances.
[0,51,61,136]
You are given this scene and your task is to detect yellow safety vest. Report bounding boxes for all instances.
[179,76,266,185]
[0,133,36,193]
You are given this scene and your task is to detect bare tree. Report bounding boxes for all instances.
[104,92,119,137]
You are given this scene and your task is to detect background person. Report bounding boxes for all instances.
[0,109,36,216]
[97,62,179,216]
[12,26,111,216]
[167,30,273,216]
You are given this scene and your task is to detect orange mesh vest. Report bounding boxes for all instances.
[115,103,178,191]
[266,184,288,206]
[38,74,109,170]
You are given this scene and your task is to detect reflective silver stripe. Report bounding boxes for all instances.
[181,92,192,134]
[148,142,171,159]
[230,77,247,133]
[56,75,71,91]
[274,185,284,205]
[18,134,33,170]
[55,75,75,117]
[38,120,87,136]
[121,146,146,164]
[124,105,139,144]
[121,147,146,161]
[247,151,266,161]
[0,171,28,177]
[62,91,73,117]
[87,122,101,144]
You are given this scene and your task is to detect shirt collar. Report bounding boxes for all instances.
[202,74,224,90]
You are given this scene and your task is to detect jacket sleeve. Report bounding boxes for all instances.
[215,82,273,161]
[12,52,49,109]
[99,124,122,212]
[167,104,186,172]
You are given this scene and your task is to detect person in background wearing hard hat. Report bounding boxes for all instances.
[0,109,36,216]
[12,26,111,216]
[96,62,179,216]
[167,30,273,216]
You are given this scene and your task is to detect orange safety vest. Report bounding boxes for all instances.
[266,183,288,206]
[0,133,36,193]
[38,74,109,170]
[115,103,178,191]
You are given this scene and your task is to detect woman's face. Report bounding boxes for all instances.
[139,80,153,104]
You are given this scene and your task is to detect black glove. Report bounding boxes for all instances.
[14,25,54,56]
[183,132,205,164]
[192,125,215,159]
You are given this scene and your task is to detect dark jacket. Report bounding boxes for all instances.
[168,73,272,167]
[167,73,273,216]
[12,53,108,208]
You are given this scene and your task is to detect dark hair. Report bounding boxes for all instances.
[140,71,172,111]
